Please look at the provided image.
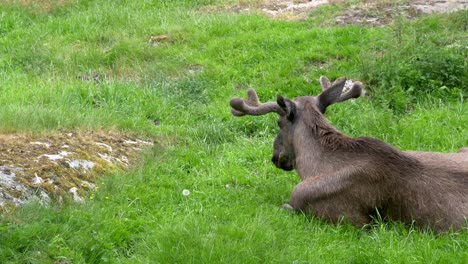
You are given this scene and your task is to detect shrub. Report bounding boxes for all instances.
[360,12,467,112]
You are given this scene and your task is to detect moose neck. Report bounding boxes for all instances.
[292,100,422,180]
[292,101,350,180]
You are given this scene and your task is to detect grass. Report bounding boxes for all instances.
[0,0,467,263]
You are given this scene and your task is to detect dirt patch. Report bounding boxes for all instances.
[248,0,328,21]
[411,0,467,14]
[205,0,466,25]
[334,1,419,27]
[0,131,153,209]
[205,0,328,21]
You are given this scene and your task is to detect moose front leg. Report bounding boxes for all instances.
[285,174,373,227]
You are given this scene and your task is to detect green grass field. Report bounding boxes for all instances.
[0,0,467,263]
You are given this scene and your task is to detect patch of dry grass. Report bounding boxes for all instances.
[1,0,77,13]
[0,131,154,209]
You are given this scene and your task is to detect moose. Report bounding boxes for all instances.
[230,76,468,232]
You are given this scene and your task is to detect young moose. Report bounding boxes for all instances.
[230,77,468,232]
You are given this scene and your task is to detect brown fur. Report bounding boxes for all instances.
[231,77,467,232]
[284,98,468,232]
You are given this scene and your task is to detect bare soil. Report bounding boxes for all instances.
[206,0,466,25]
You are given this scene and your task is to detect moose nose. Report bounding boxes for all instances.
[272,155,279,165]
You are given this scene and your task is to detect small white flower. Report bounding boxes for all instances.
[225,184,230,189]
[182,189,190,196]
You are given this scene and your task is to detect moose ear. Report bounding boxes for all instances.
[317,78,346,113]
[319,76,332,91]
[277,96,296,121]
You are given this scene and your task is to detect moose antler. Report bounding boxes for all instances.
[230,76,365,117]
[230,88,284,116]
[319,76,366,102]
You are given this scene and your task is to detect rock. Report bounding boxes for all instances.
[66,159,95,171]
[411,0,467,14]
[39,151,71,161]
[0,166,33,207]
[31,173,44,185]
[69,187,83,202]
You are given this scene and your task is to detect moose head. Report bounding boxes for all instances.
[230,77,364,171]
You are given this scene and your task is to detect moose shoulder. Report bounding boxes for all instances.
[230,77,468,232]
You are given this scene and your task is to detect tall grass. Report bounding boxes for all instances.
[359,11,468,112]
[0,1,467,263]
